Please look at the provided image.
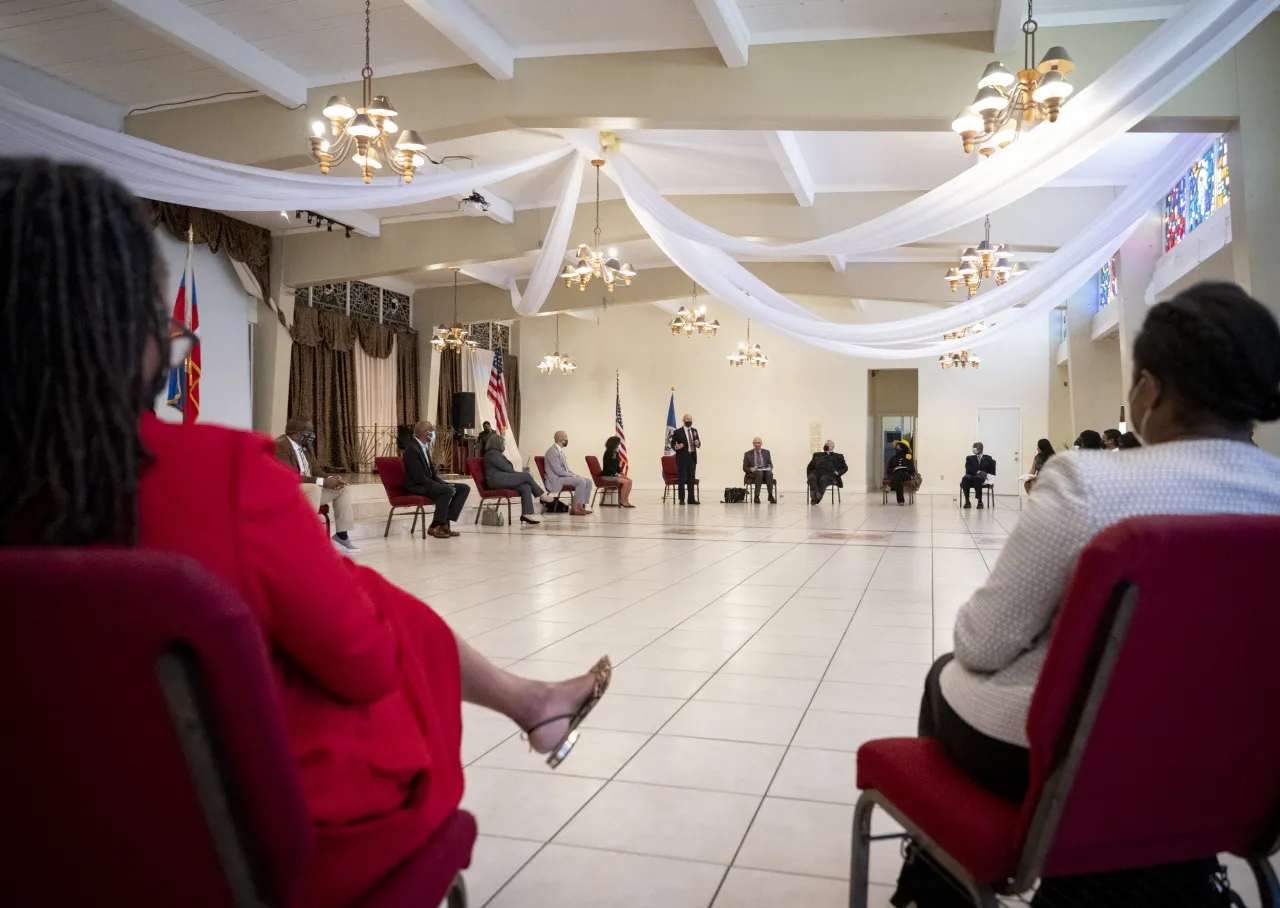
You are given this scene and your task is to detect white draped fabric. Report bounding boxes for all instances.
[354,337,398,430]
[0,89,573,212]
[508,153,586,316]
[461,347,522,468]
[564,0,1275,258]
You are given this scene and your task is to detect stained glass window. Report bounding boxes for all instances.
[1163,135,1229,252]
[1097,256,1118,309]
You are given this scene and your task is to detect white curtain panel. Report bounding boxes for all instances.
[463,347,522,467]
[0,89,574,213]
[509,152,587,316]
[564,0,1275,259]
[354,337,398,430]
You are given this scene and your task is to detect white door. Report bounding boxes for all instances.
[976,408,1021,496]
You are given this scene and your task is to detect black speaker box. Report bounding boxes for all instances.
[396,424,414,450]
[451,392,476,430]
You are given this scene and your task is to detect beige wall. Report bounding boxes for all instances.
[869,369,919,415]
[251,238,294,436]
[1065,281,1124,440]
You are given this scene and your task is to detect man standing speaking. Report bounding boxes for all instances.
[670,413,701,505]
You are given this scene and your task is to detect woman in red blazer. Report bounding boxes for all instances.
[0,160,610,907]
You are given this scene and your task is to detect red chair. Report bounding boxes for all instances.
[375,455,435,539]
[661,455,697,503]
[319,503,330,534]
[466,456,516,525]
[584,455,621,508]
[1,549,475,908]
[533,455,572,508]
[851,515,1280,908]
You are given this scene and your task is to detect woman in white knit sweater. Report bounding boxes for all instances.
[894,282,1280,908]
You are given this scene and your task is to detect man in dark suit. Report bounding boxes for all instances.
[670,413,701,505]
[742,436,776,503]
[403,420,470,538]
[274,416,358,553]
[961,441,997,509]
[806,439,848,504]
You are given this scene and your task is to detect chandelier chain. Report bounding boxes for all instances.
[362,0,373,85]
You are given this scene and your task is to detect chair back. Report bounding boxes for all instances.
[466,456,490,494]
[661,455,677,483]
[585,455,606,485]
[1015,515,1280,881]
[0,549,312,908]
[376,455,408,498]
[534,455,548,485]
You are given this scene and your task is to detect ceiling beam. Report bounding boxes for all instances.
[315,209,381,238]
[100,0,308,107]
[402,0,516,80]
[992,0,1026,54]
[763,131,815,207]
[692,0,751,68]
[460,189,515,225]
[0,55,124,131]
[828,255,847,272]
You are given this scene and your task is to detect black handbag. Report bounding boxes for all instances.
[723,488,747,503]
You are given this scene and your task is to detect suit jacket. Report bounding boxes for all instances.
[141,414,463,908]
[671,426,700,461]
[274,435,328,483]
[483,448,519,484]
[743,449,773,474]
[965,454,997,477]
[402,439,441,496]
[543,444,579,490]
[807,451,849,487]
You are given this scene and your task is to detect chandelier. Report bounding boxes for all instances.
[430,268,477,353]
[950,0,1074,156]
[560,158,636,292]
[727,320,769,369]
[308,0,428,184]
[943,216,1028,298]
[938,323,988,370]
[538,316,577,375]
[669,284,720,338]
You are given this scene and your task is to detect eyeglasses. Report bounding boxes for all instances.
[168,320,199,369]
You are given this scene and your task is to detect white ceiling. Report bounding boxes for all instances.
[0,0,1187,109]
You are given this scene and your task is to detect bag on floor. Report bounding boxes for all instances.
[723,488,747,503]
[479,509,505,526]
[542,499,570,513]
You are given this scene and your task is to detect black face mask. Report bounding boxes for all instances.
[683,421,692,427]
[300,432,317,447]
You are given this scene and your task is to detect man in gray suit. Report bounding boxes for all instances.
[742,436,777,503]
[544,430,593,516]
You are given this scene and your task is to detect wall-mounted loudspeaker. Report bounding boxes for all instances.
[451,392,476,430]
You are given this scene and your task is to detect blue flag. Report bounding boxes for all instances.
[664,391,677,456]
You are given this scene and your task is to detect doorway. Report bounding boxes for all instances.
[867,369,919,490]
[976,407,1022,497]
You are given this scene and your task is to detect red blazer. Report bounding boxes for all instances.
[136,414,464,907]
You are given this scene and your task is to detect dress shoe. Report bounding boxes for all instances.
[571,505,590,516]
[963,500,972,509]
[753,495,761,503]
[427,525,452,539]
[768,496,777,504]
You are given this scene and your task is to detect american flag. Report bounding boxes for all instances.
[615,373,628,474]
[487,347,510,434]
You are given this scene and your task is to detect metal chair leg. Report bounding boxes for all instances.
[409,507,418,536]
[474,500,482,524]
[506,499,512,524]
[384,507,396,537]
[418,506,427,539]
[591,487,598,508]
[850,792,876,908]
[1250,856,1280,908]
[447,873,468,908]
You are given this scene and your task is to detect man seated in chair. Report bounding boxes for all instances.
[274,416,359,554]
[742,437,777,503]
[961,441,997,509]
[544,431,593,516]
[806,440,848,504]
[403,421,470,539]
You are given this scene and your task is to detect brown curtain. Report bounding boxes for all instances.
[143,201,288,328]
[436,349,461,432]
[354,319,394,358]
[288,308,359,473]
[395,329,420,425]
[506,352,521,440]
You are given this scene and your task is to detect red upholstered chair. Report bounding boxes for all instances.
[533,455,572,508]
[466,456,516,525]
[584,455,620,508]
[319,503,331,534]
[1,549,475,908]
[375,455,434,539]
[851,515,1280,908]
[660,455,697,502]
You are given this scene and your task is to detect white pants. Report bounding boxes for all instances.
[300,482,354,533]
[549,475,592,508]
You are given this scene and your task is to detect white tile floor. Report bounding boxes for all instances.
[351,492,1276,908]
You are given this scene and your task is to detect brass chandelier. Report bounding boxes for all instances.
[727,320,769,369]
[938,323,988,370]
[950,0,1074,156]
[670,284,720,338]
[538,315,577,375]
[560,158,636,292]
[943,216,1028,298]
[430,269,477,353]
[308,0,428,184]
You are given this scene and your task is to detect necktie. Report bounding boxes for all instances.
[755,449,762,469]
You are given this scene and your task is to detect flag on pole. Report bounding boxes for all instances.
[615,372,628,474]
[166,230,201,424]
[663,389,677,456]
[487,346,510,434]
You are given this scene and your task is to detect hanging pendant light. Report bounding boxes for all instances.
[727,319,769,369]
[943,216,1025,298]
[560,152,636,293]
[538,315,577,375]
[669,283,719,338]
[430,268,477,352]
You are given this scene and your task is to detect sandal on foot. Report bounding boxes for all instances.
[523,656,612,769]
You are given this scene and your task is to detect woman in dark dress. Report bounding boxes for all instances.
[601,436,635,508]
[886,440,915,505]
